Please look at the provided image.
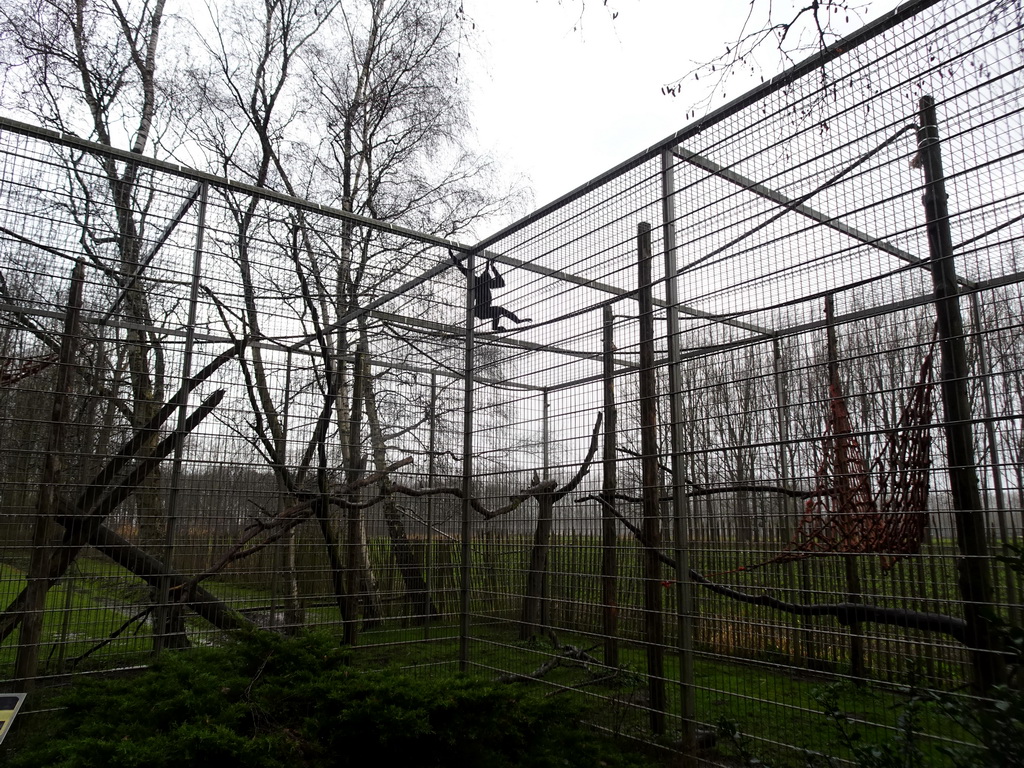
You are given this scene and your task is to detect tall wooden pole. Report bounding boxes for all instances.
[917,95,1004,691]
[637,222,666,734]
[601,304,620,669]
[824,295,866,680]
[16,261,85,685]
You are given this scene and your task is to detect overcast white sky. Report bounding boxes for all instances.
[461,0,902,218]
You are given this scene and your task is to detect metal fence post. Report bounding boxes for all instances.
[661,151,697,751]
[425,372,437,640]
[968,291,1018,621]
[542,389,551,481]
[637,221,667,734]
[155,182,208,653]
[459,251,476,673]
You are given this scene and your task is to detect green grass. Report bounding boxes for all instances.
[486,629,972,765]
[330,621,975,766]
[2,532,995,683]
[0,555,320,676]
[0,560,155,673]
[0,535,1005,766]
[0,597,985,766]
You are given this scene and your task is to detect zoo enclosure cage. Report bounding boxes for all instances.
[1,0,1023,763]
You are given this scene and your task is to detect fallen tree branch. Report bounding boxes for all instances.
[51,519,256,633]
[498,643,603,684]
[0,382,236,643]
[577,492,969,644]
[186,457,414,586]
[68,607,153,668]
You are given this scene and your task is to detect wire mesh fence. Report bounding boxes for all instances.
[1,0,1023,763]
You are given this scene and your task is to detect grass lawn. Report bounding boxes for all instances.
[0,545,992,766]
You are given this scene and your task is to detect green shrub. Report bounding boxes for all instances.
[7,630,660,768]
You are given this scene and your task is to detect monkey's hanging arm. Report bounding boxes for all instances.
[449,249,470,277]
[486,260,506,289]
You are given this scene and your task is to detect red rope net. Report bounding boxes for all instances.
[0,353,57,387]
[743,349,935,572]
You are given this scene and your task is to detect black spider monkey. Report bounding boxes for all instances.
[450,249,531,332]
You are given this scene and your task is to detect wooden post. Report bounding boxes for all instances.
[16,261,85,685]
[520,489,557,640]
[637,222,666,734]
[916,95,1005,691]
[601,304,620,668]
[824,295,866,680]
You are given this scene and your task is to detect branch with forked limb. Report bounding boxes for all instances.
[577,492,970,645]
[392,413,603,519]
[184,458,414,589]
[0,342,247,643]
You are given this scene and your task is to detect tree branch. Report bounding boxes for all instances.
[0,344,242,643]
[578,492,970,644]
[554,413,603,501]
[186,458,414,586]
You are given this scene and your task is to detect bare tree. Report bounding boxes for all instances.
[0,1,192,656]
[181,0,343,628]
[0,0,172,532]
[175,0,522,635]
[301,0,524,634]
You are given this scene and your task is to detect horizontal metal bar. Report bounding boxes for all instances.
[472,0,942,255]
[0,115,474,255]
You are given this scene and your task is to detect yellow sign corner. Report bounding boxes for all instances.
[0,694,26,745]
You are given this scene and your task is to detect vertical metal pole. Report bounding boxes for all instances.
[155,182,208,653]
[425,372,437,640]
[772,338,815,666]
[270,351,294,631]
[459,251,477,672]
[969,292,1018,620]
[637,222,666,735]
[917,95,1004,691]
[601,303,619,669]
[540,388,552,628]
[660,151,697,752]
[771,340,793,526]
